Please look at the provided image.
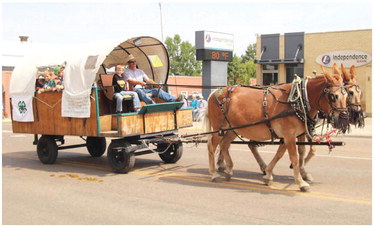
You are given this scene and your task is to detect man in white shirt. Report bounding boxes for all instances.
[124,55,177,104]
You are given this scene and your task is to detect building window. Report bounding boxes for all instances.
[262,64,278,85]
[286,64,304,83]
[263,73,278,85]
[262,64,278,70]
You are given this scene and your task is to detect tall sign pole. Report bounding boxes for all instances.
[195,31,234,99]
[159,3,164,42]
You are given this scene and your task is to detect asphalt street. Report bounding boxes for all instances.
[2,118,372,225]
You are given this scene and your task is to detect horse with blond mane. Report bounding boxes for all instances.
[204,65,349,192]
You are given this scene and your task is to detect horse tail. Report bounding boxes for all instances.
[202,90,217,134]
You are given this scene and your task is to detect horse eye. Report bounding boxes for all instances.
[356,86,361,92]
[329,93,336,102]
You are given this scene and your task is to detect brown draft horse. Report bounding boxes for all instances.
[241,64,364,183]
[204,66,348,192]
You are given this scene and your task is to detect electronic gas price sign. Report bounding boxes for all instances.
[195,31,234,62]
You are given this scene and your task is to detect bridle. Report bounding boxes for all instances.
[344,82,362,109]
[315,83,348,114]
[344,82,365,128]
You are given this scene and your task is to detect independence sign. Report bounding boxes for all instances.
[316,50,372,67]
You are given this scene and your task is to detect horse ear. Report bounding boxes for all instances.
[350,65,357,81]
[341,63,351,83]
[335,73,343,84]
[333,63,341,75]
[321,65,335,83]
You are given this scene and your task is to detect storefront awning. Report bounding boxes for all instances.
[254,58,304,64]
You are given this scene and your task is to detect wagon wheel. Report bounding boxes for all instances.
[158,141,183,163]
[107,141,135,174]
[86,137,106,157]
[37,135,58,164]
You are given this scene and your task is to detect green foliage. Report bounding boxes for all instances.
[165,34,202,76]
[227,43,257,86]
[241,43,256,63]
[228,55,246,85]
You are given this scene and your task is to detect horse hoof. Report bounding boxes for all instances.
[217,166,226,173]
[300,186,310,192]
[224,173,232,181]
[303,173,314,183]
[211,174,222,183]
[263,179,273,186]
[211,177,220,182]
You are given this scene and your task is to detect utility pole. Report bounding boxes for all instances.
[159,2,164,42]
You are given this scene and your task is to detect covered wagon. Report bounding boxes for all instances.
[9,36,192,173]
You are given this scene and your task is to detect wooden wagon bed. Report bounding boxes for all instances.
[11,88,193,138]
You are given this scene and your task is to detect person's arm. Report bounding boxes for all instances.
[124,71,146,87]
[127,78,146,86]
[144,77,160,88]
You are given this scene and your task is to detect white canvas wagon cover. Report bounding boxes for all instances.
[10,36,169,120]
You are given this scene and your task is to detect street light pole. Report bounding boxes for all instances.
[159,2,164,42]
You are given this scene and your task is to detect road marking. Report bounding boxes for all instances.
[192,147,372,161]
[3,152,371,205]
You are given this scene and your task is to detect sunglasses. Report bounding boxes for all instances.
[128,60,136,63]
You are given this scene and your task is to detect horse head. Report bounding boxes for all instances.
[319,64,349,133]
[341,64,365,127]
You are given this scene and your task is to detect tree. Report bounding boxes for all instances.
[241,43,256,63]
[165,34,202,76]
[227,55,246,85]
[228,48,257,86]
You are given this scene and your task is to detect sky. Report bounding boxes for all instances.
[1,1,372,56]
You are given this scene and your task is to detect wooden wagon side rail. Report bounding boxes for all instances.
[12,91,100,136]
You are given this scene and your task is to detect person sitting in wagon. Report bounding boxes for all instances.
[38,70,56,94]
[124,55,181,104]
[35,75,45,93]
[112,65,141,113]
[55,66,65,91]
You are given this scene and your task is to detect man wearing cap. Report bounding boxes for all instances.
[124,54,178,104]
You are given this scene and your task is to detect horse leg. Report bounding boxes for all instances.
[285,137,310,192]
[219,131,237,181]
[263,144,287,185]
[302,142,316,182]
[217,147,226,173]
[248,144,267,175]
[208,133,221,182]
[304,142,317,166]
[296,135,313,182]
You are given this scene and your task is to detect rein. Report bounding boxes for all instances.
[181,109,296,139]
